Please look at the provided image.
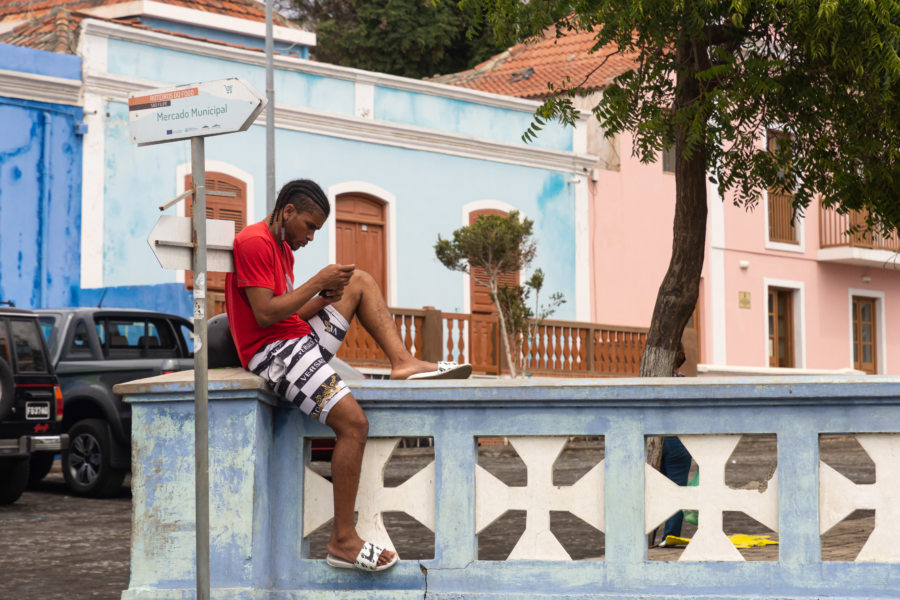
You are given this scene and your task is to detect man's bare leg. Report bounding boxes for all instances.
[324,394,395,567]
[330,270,444,379]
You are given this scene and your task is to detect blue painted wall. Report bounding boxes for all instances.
[0,97,83,309]
[106,39,355,117]
[0,43,81,80]
[374,86,573,151]
[105,97,578,320]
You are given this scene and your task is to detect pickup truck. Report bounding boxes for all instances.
[35,308,193,497]
[0,306,68,504]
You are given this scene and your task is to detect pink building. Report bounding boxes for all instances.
[440,30,900,375]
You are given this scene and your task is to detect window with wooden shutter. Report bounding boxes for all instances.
[184,172,247,301]
[767,130,798,244]
[468,209,520,315]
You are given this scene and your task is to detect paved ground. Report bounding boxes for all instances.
[0,435,877,599]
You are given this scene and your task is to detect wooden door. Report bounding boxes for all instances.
[852,296,876,374]
[336,194,387,298]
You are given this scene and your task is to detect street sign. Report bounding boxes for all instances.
[128,78,266,146]
[147,215,234,272]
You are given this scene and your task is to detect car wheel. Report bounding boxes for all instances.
[0,358,14,421]
[0,457,30,504]
[27,451,56,486]
[62,418,126,498]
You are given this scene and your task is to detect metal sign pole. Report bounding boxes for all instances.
[190,135,210,600]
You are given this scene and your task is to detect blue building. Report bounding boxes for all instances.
[0,42,83,309]
[0,0,594,325]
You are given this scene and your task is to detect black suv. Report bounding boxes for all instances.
[0,307,68,504]
[35,308,193,497]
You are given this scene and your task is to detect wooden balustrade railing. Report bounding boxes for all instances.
[337,308,651,377]
[819,205,900,251]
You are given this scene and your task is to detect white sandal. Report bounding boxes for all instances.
[326,541,398,572]
[407,361,473,380]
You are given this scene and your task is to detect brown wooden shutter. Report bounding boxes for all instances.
[184,172,247,297]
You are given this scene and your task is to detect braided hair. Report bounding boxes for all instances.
[269,179,330,225]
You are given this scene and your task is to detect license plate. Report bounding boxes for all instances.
[25,402,51,420]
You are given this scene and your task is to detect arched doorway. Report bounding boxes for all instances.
[335,193,387,298]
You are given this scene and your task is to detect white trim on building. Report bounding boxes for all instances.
[763,277,806,369]
[80,0,315,46]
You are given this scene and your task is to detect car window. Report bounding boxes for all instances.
[0,322,10,365]
[9,318,48,373]
[38,315,62,357]
[67,321,93,358]
[98,317,179,358]
[180,323,194,354]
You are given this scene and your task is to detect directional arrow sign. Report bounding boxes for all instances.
[147,215,235,272]
[128,78,266,146]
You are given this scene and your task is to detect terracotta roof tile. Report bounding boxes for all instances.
[0,7,80,54]
[0,0,297,29]
[432,27,637,100]
[0,7,288,56]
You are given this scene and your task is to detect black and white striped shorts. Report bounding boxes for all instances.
[248,305,351,423]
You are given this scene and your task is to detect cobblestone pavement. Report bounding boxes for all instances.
[1,435,878,599]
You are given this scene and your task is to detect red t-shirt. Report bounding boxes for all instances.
[225,220,311,368]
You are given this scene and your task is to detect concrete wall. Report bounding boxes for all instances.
[120,371,900,599]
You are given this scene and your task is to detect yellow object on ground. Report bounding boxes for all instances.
[661,534,778,548]
[729,534,778,548]
[662,535,691,547]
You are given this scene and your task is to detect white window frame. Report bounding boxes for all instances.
[326,181,398,306]
[763,278,806,368]
[848,288,887,374]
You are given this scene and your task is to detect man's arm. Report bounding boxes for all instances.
[244,264,354,327]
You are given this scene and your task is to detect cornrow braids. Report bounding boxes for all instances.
[269,179,330,224]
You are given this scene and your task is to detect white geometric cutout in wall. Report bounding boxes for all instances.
[645,435,778,561]
[475,436,605,561]
[303,438,435,556]
[820,433,900,562]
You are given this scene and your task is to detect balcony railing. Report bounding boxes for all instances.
[819,205,900,252]
[337,308,650,377]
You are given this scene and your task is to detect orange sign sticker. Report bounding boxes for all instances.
[129,87,199,110]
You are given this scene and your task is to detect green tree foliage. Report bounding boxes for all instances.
[293,0,505,78]
[464,0,900,376]
[435,211,564,377]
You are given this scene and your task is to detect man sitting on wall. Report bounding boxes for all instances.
[225,179,472,572]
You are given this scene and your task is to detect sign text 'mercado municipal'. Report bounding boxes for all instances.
[128,78,266,146]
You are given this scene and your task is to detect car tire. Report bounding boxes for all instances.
[0,457,30,504]
[27,451,55,486]
[62,418,126,498]
[0,358,14,421]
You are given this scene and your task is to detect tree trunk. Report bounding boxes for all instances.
[639,39,708,379]
[644,38,709,549]
[491,279,518,378]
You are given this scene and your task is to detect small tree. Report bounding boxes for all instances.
[435,211,537,377]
